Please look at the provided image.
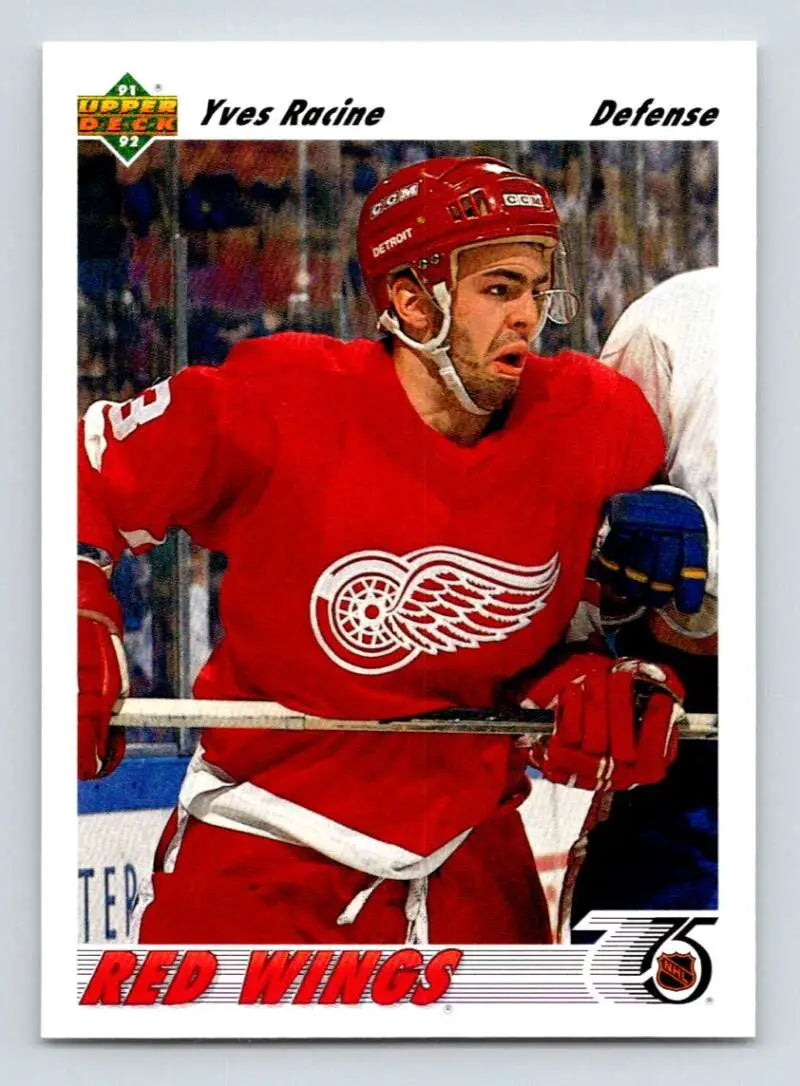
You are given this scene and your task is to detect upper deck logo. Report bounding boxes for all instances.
[77,73,178,165]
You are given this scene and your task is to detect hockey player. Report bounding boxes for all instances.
[598,266,718,648]
[78,157,706,944]
[571,266,719,919]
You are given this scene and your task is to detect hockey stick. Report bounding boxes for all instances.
[114,698,718,739]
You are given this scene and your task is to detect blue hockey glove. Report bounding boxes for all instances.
[593,486,708,613]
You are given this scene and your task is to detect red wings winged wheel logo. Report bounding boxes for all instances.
[310,545,561,675]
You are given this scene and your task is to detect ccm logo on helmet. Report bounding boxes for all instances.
[372,227,413,258]
[503,192,545,208]
[369,181,420,219]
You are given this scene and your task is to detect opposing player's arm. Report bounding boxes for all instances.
[600,318,717,638]
[600,318,672,433]
[589,377,709,616]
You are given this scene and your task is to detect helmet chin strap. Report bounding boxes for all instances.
[379,281,489,416]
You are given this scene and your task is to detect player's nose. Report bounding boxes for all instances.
[507,291,542,337]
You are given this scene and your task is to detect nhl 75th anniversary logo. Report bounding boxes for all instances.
[77,73,177,165]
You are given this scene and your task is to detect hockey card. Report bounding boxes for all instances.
[42,41,755,1038]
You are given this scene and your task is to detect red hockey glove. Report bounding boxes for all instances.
[78,558,128,779]
[520,653,684,791]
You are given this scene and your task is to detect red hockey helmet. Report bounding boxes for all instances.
[357,156,577,415]
[357,156,564,316]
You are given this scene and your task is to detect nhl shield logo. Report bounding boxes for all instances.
[656,951,697,992]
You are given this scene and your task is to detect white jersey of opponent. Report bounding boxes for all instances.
[600,267,718,597]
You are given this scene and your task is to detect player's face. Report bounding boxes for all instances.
[448,242,553,411]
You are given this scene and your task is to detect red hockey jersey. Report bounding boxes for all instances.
[79,333,663,853]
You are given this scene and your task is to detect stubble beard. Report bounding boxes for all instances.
[448,326,522,413]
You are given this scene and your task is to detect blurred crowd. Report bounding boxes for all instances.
[77,139,717,747]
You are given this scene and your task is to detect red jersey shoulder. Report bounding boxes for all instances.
[517,349,664,491]
[220,333,379,383]
[215,334,389,431]
[522,348,656,421]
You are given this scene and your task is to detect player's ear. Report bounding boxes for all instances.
[388,273,437,339]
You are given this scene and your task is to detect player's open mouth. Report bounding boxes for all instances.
[489,348,527,378]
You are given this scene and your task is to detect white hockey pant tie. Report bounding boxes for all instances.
[337,875,430,945]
